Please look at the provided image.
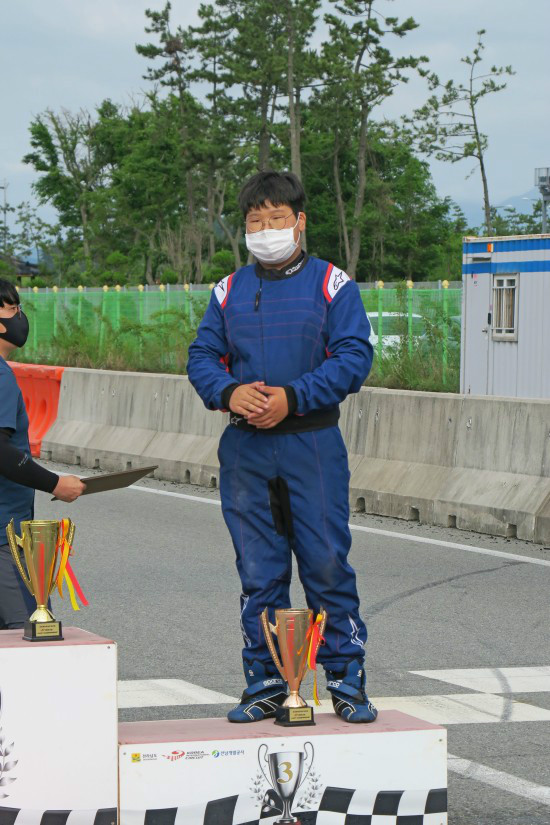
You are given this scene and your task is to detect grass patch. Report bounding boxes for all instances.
[13,301,196,374]
[366,285,460,392]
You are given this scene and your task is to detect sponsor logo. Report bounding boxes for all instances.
[211,747,245,757]
[349,616,365,648]
[333,271,346,291]
[327,680,341,689]
[285,260,303,275]
[163,750,185,762]
[263,678,282,687]
[184,749,210,760]
[142,753,158,761]
[131,753,141,763]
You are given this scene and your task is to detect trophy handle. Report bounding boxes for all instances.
[310,607,328,659]
[318,608,328,648]
[260,608,286,680]
[257,743,272,788]
[297,741,315,790]
[6,519,33,594]
[66,519,76,548]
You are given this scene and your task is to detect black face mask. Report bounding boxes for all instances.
[0,310,30,348]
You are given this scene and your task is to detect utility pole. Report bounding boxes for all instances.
[535,168,550,233]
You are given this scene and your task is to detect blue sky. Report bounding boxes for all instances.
[1,0,548,228]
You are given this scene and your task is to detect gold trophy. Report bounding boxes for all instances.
[261,607,327,726]
[6,518,85,642]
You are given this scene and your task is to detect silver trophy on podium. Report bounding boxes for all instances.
[258,742,314,825]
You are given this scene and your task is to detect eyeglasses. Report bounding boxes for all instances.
[246,212,297,233]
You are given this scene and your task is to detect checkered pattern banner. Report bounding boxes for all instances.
[120,786,447,825]
[0,809,116,825]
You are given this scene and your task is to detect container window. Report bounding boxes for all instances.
[492,274,518,341]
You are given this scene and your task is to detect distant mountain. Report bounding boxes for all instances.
[457,187,540,232]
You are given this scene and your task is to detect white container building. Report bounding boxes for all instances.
[461,234,550,397]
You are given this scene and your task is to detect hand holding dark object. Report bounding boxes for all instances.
[247,386,289,429]
[52,475,86,503]
[229,382,269,417]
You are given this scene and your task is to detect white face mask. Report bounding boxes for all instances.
[245,214,300,265]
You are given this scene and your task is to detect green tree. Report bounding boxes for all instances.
[189,3,243,266]
[212,0,287,171]
[94,96,195,284]
[490,202,543,236]
[412,29,514,235]
[23,110,105,267]
[136,2,204,279]
[320,0,426,278]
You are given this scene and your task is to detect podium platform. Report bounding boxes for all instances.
[0,627,118,821]
[0,626,448,824]
[119,712,447,824]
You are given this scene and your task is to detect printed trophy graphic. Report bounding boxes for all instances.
[6,518,88,641]
[0,689,17,800]
[258,742,314,825]
[261,607,327,725]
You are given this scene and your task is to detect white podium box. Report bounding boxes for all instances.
[0,627,118,824]
[119,712,447,825]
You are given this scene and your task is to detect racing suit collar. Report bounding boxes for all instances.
[255,251,309,281]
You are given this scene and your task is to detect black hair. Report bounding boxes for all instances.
[0,279,20,307]
[238,170,306,218]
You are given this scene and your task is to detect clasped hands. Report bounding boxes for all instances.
[229,382,288,429]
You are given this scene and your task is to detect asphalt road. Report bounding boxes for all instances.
[37,461,550,825]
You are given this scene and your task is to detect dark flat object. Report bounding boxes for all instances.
[51,465,158,500]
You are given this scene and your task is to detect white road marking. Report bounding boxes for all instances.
[448,753,550,807]
[411,666,550,694]
[349,523,550,568]
[314,693,550,724]
[127,483,550,569]
[118,678,236,709]
[129,484,222,506]
[118,679,550,724]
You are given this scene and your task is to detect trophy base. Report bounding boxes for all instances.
[275,704,315,726]
[23,619,63,642]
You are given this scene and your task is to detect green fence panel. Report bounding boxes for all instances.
[19,286,462,377]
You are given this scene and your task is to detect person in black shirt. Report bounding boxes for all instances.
[0,279,85,629]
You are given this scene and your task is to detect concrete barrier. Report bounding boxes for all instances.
[42,369,225,487]
[41,368,550,544]
[344,389,550,543]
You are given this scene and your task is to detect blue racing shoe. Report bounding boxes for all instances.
[326,659,378,723]
[227,660,288,723]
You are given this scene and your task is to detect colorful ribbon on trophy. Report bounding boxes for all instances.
[306,613,325,706]
[55,519,89,611]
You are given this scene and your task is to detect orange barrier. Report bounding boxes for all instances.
[8,362,65,457]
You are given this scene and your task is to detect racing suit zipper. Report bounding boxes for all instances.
[255,277,267,383]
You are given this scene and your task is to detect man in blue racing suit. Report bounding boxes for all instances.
[187,171,377,724]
